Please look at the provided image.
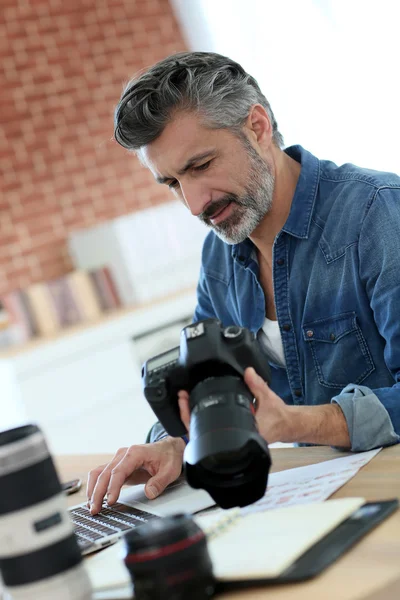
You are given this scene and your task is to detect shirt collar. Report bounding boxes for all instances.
[231,144,320,261]
[282,145,320,239]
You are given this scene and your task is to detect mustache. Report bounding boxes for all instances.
[199,194,240,222]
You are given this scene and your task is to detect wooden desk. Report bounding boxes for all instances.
[56,446,400,600]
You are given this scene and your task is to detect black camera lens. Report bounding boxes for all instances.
[185,375,271,508]
[123,514,215,600]
[200,445,253,475]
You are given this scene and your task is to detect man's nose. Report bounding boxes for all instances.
[180,180,209,217]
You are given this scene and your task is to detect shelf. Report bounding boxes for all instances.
[0,287,197,363]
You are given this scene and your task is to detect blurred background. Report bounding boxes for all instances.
[0,0,398,454]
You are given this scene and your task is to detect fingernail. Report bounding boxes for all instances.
[247,367,256,379]
[146,485,157,499]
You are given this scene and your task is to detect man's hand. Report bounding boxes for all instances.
[178,367,351,448]
[243,367,293,443]
[86,436,185,515]
[178,367,291,444]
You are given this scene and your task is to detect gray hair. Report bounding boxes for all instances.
[114,52,284,151]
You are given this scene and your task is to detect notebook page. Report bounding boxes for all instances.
[194,497,365,580]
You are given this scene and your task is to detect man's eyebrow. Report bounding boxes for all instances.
[177,150,215,175]
[156,175,171,185]
[156,150,216,184]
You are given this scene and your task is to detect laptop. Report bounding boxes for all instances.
[69,476,215,555]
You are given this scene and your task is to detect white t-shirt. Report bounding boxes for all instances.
[259,318,286,367]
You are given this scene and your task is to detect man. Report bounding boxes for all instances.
[87,52,400,515]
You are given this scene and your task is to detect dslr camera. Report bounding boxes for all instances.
[142,319,271,509]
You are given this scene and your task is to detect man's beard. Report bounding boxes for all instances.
[198,141,275,244]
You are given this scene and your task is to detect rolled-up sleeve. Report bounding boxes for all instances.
[331,384,399,451]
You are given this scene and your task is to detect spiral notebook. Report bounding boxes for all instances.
[87,496,398,598]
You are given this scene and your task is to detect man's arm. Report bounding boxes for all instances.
[240,368,352,448]
[285,403,350,447]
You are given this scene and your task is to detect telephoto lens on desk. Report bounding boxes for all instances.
[0,424,92,600]
[123,513,215,600]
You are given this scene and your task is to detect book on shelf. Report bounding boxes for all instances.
[1,290,39,342]
[102,266,122,309]
[88,266,122,312]
[67,270,103,322]
[46,276,83,328]
[0,266,123,347]
[24,283,60,337]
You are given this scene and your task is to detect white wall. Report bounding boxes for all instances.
[0,361,27,433]
[171,0,399,174]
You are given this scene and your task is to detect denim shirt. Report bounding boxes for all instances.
[193,145,400,452]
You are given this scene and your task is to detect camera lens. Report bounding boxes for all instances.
[0,424,92,600]
[123,514,215,600]
[185,376,271,508]
[199,446,253,475]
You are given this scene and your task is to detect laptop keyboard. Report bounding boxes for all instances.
[70,503,160,550]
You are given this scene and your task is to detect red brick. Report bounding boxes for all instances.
[0,0,186,296]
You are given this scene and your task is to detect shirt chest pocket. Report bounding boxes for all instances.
[302,312,375,388]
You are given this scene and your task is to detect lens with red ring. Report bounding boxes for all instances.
[123,513,215,600]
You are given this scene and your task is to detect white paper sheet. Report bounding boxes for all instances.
[241,448,381,515]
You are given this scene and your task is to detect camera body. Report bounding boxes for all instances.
[142,319,272,509]
[142,319,271,436]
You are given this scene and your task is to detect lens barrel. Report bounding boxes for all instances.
[0,424,92,600]
[123,514,215,600]
[184,376,271,508]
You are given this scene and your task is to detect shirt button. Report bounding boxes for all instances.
[276,258,285,266]
[294,389,302,397]
[330,333,336,341]
[282,324,291,332]
[306,330,314,338]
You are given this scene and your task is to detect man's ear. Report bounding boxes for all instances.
[244,104,273,150]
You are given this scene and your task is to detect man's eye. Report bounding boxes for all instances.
[168,180,179,189]
[194,160,211,172]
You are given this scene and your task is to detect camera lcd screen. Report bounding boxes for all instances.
[148,347,180,371]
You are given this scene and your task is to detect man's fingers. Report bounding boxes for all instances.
[124,468,152,487]
[178,391,190,431]
[103,446,147,507]
[88,438,185,515]
[86,464,106,503]
[244,367,267,393]
[89,448,129,514]
[144,461,182,500]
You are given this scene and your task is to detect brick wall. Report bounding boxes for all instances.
[0,0,186,296]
